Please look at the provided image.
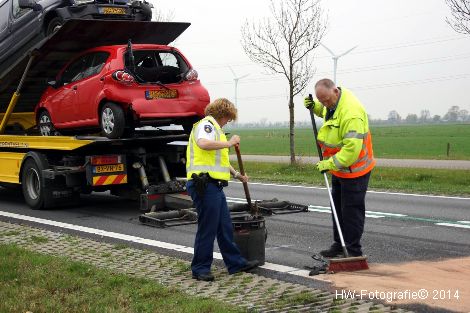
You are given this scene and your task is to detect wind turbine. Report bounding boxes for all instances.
[229,66,249,108]
[320,43,357,84]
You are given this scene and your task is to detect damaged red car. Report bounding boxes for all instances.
[35,43,209,138]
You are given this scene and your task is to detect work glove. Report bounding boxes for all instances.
[315,158,337,173]
[304,96,315,110]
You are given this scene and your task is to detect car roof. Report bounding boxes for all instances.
[0,19,190,113]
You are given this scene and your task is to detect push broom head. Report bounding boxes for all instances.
[328,256,369,273]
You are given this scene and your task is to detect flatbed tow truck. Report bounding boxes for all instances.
[0,19,307,228]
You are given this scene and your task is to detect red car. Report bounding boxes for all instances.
[35,44,209,138]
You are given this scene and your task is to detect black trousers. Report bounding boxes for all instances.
[330,171,371,256]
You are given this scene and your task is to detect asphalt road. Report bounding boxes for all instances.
[0,181,468,273]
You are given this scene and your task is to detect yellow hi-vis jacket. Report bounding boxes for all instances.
[186,116,231,181]
[313,87,376,178]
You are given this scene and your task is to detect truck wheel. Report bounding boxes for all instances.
[100,103,126,139]
[46,17,63,36]
[22,158,46,210]
[38,111,59,136]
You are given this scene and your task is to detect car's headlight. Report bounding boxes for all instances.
[73,0,95,5]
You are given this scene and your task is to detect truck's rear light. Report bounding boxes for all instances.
[90,155,122,165]
[112,70,135,83]
[185,69,198,81]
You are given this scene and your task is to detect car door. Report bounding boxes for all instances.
[0,0,13,64]
[73,51,110,125]
[8,0,41,57]
[49,55,88,126]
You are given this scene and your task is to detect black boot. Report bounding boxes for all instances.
[319,245,342,258]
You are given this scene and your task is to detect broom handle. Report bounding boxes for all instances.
[234,144,252,207]
[308,95,349,258]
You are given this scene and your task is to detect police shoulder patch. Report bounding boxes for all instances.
[204,124,213,133]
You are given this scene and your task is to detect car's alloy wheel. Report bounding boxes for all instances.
[101,108,115,134]
[100,103,126,139]
[38,111,57,136]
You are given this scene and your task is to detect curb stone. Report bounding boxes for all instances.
[0,220,412,313]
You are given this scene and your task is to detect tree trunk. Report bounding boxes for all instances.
[289,86,295,165]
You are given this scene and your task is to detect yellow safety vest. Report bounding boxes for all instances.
[186,116,231,181]
[313,87,376,178]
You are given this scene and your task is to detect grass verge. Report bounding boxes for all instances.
[240,162,470,196]
[0,244,242,313]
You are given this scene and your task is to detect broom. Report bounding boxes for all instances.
[234,144,258,216]
[307,94,368,272]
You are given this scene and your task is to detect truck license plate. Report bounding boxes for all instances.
[145,89,178,100]
[100,7,126,15]
[94,164,124,173]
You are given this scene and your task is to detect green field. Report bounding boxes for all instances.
[228,124,470,160]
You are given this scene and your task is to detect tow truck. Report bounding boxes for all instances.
[0,20,308,229]
[0,20,198,219]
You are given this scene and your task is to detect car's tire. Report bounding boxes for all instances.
[100,103,126,139]
[46,17,64,36]
[22,158,47,210]
[38,110,60,136]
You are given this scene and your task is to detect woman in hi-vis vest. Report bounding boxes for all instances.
[186,98,259,281]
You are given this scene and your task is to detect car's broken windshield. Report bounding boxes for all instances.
[124,50,189,84]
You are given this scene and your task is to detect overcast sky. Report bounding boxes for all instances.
[151,0,470,123]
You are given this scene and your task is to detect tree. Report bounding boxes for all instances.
[459,109,469,121]
[432,115,441,123]
[444,105,460,121]
[445,0,470,35]
[419,109,431,123]
[405,114,418,123]
[241,0,327,164]
[153,8,175,22]
[387,110,401,123]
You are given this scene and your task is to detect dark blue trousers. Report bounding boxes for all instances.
[330,171,371,256]
[187,180,247,275]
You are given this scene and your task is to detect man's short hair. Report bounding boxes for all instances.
[315,78,336,89]
[204,98,238,121]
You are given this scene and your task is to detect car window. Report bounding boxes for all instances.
[60,56,88,85]
[125,50,188,71]
[0,0,9,33]
[159,52,178,67]
[124,50,190,84]
[12,0,29,19]
[81,52,109,79]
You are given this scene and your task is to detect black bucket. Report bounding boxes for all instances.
[232,215,266,265]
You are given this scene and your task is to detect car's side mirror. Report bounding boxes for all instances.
[18,0,42,11]
[47,81,58,89]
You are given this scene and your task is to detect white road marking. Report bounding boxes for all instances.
[227,198,406,219]
[435,223,470,229]
[0,211,312,278]
[230,181,470,200]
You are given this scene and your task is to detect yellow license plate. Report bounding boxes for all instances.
[101,7,126,15]
[94,164,124,174]
[145,89,178,100]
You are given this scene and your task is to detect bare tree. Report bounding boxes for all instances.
[387,110,401,123]
[152,8,175,22]
[241,0,327,164]
[445,0,470,35]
